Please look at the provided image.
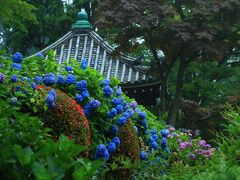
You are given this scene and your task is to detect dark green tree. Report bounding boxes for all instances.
[97,0,240,126]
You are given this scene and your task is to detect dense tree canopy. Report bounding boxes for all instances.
[97,0,240,126]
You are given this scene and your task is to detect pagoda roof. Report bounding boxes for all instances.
[29,10,159,85]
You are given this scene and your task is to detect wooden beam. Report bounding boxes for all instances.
[94,45,100,69]
[66,38,73,63]
[74,36,80,60]
[81,35,88,61]
[121,64,126,82]
[88,39,94,66]
[107,59,113,80]
[128,67,132,82]
[100,50,107,75]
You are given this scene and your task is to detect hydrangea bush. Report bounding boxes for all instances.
[0,51,221,179]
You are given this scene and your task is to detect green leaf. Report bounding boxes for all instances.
[32,162,51,180]
[30,98,35,103]
[14,145,33,166]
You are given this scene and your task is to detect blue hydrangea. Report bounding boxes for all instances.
[161,129,169,138]
[141,119,147,128]
[15,85,21,92]
[35,53,44,59]
[49,89,56,98]
[34,76,42,85]
[123,111,130,119]
[57,75,65,85]
[101,79,110,86]
[11,63,22,71]
[11,74,18,83]
[163,146,170,154]
[65,66,72,72]
[138,111,146,120]
[116,104,123,114]
[126,109,134,117]
[117,116,127,126]
[112,137,120,147]
[46,93,55,109]
[152,134,159,141]
[111,97,120,106]
[84,104,92,117]
[43,73,56,86]
[161,137,168,148]
[81,90,90,99]
[31,83,37,90]
[140,151,148,160]
[10,97,18,105]
[12,52,23,63]
[95,144,109,160]
[76,80,87,91]
[151,141,158,150]
[150,129,157,135]
[76,94,83,103]
[103,85,113,97]
[149,137,155,144]
[107,142,116,154]
[81,59,88,69]
[65,74,76,85]
[90,99,101,109]
[107,108,117,118]
[109,125,118,134]
[21,77,31,83]
[116,87,122,96]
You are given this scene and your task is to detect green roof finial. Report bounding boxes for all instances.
[71,9,92,31]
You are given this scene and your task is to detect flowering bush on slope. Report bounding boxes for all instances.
[0,51,218,179]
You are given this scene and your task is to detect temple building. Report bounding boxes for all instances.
[31,9,160,106]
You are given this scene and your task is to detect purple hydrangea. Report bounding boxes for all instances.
[107,142,116,154]
[95,144,109,160]
[65,66,72,72]
[140,151,147,160]
[90,99,101,109]
[11,74,18,83]
[130,101,138,109]
[110,125,118,134]
[81,59,88,69]
[76,80,87,91]
[12,52,23,63]
[57,75,65,85]
[11,63,22,71]
[117,116,127,126]
[76,94,83,103]
[103,85,113,97]
[65,74,76,85]
[112,137,120,147]
[34,76,42,85]
[199,140,207,147]
[116,104,123,114]
[107,108,117,118]
[43,73,56,86]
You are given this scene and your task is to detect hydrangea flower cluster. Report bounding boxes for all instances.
[0,73,5,83]
[65,74,76,85]
[75,80,90,103]
[46,89,56,109]
[160,129,170,153]
[57,75,65,85]
[12,52,23,63]
[43,73,56,86]
[96,137,120,160]
[81,59,88,70]
[65,66,72,72]
[10,97,18,105]
[11,63,22,71]
[83,99,101,117]
[34,76,42,85]
[109,125,118,135]
[11,74,18,83]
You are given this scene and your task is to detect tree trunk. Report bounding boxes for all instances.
[158,74,168,116]
[168,58,188,126]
